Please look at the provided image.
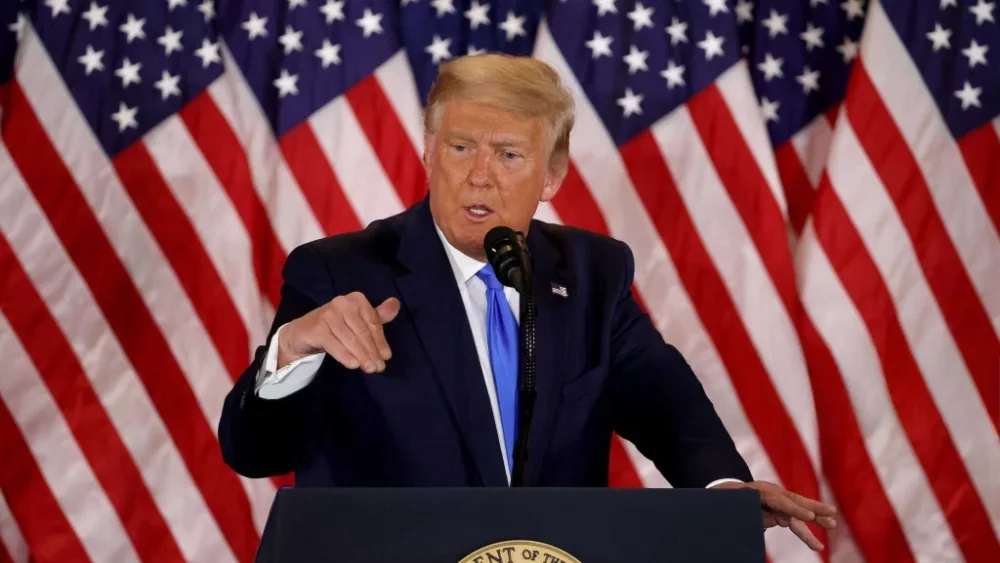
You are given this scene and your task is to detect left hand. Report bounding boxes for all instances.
[713,480,838,551]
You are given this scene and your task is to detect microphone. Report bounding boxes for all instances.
[483,226,536,487]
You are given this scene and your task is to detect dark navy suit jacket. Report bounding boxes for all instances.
[218,197,752,488]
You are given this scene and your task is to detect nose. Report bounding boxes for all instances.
[467,149,491,187]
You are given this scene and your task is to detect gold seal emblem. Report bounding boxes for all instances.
[458,540,582,563]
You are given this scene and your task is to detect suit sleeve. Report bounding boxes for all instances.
[606,242,753,488]
[218,244,340,478]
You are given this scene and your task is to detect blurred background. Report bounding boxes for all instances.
[0,0,997,561]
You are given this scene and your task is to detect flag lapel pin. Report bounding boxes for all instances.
[551,283,568,298]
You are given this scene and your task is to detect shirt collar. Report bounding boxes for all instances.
[434,222,488,285]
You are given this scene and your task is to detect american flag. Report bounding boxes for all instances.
[0,0,996,561]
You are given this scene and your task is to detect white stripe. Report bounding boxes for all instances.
[863,0,1000,332]
[0,142,235,563]
[0,490,29,563]
[715,61,788,215]
[533,201,561,224]
[375,50,425,155]
[827,116,1000,534]
[0,315,140,563]
[791,114,834,189]
[651,105,819,470]
[212,43,324,250]
[144,116,267,348]
[308,97,405,225]
[798,221,960,560]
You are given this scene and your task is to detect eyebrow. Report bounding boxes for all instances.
[448,132,527,147]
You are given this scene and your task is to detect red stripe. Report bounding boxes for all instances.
[608,437,643,488]
[346,75,427,208]
[2,82,259,562]
[550,162,612,235]
[279,122,361,236]
[957,122,1000,239]
[0,538,12,563]
[0,235,184,562]
[774,141,815,236]
[620,130,811,506]
[113,142,250,383]
[180,92,287,308]
[812,175,1000,561]
[848,64,999,433]
[0,401,91,563]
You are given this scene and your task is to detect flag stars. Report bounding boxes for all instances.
[464,1,490,29]
[623,46,649,74]
[697,30,725,60]
[617,88,643,117]
[426,34,452,64]
[81,2,108,31]
[926,23,951,51]
[660,60,685,89]
[157,26,184,56]
[198,1,216,22]
[45,0,71,18]
[320,0,345,24]
[837,37,859,63]
[955,81,982,109]
[499,12,526,41]
[735,0,754,24]
[194,38,221,67]
[761,10,788,38]
[800,23,824,51]
[760,97,779,122]
[119,13,146,43]
[9,13,26,41]
[665,17,688,45]
[243,12,269,40]
[78,45,104,75]
[279,25,304,54]
[796,67,821,94]
[167,0,188,10]
[703,0,729,18]
[841,0,865,21]
[431,0,456,17]
[757,53,784,81]
[111,102,138,132]
[962,39,988,67]
[356,8,384,37]
[593,0,617,17]
[627,3,654,31]
[586,30,613,58]
[315,39,341,68]
[970,0,995,25]
[940,0,957,8]
[273,69,299,97]
[288,0,308,10]
[468,45,486,56]
[115,58,142,88]
[154,70,181,100]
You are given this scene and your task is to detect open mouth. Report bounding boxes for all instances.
[464,205,494,221]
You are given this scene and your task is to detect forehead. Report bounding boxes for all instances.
[439,101,546,142]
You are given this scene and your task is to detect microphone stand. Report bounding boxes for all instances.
[511,235,536,487]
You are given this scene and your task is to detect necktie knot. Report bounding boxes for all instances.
[476,264,504,291]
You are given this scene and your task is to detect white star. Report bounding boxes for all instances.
[8,13,26,41]
[841,0,864,21]
[962,39,989,67]
[111,102,138,133]
[800,23,824,51]
[243,12,269,40]
[464,1,490,29]
[167,0,188,10]
[616,88,643,117]
[703,0,729,17]
[431,0,456,17]
[119,13,146,43]
[796,66,821,93]
[45,0,70,18]
[467,45,486,56]
[811,0,829,5]
[320,0,345,23]
[970,0,995,25]
[315,39,341,68]
[940,0,957,7]
[660,60,685,89]
[356,8,384,37]
[837,36,858,62]
[735,0,754,24]
[585,30,613,58]
[195,38,221,67]
[273,69,299,98]
[757,52,783,81]
[955,81,982,110]
[157,26,184,56]
[627,3,654,30]
[115,58,142,88]
[198,0,216,22]
[425,34,452,64]
[926,23,951,51]
[77,45,104,75]
[593,0,617,17]
[287,0,308,10]
[623,45,649,74]
[697,30,725,60]
[154,70,181,100]
[665,17,688,45]
[499,11,526,41]
[81,2,108,30]
[278,25,303,54]
[760,97,779,122]
[761,10,788,38]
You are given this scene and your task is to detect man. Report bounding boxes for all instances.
[219,54,836,550]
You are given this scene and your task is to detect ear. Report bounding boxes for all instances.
[539,156,569,203]
[422,132,435,176]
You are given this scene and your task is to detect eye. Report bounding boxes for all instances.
[502,151,520,160]
[452,143,468,152]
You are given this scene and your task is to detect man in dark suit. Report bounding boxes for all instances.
[219,54,836,551]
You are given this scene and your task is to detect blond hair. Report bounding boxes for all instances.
[423,53,575,170]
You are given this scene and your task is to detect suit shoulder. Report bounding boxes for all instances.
[533,220,631,262]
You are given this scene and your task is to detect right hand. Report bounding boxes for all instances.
[277,292,401,373]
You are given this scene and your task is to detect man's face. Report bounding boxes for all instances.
[424,101,565,261]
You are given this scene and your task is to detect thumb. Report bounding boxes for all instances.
[376,297,401,323]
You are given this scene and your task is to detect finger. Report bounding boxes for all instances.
[816,516,838,530]
[343,307,386,371]
[359,300,392,361]
[789,519,824,552]
[762,491,816,522]
[318,331,361,370]
[787,491,838,517]
[376,297,401,324]
[327,315,380,373]
[773,513,792,528]
[762,514,777,529]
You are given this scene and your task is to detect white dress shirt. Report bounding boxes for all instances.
[253,223,739,488]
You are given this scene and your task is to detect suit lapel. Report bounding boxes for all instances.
[394,201,508,487]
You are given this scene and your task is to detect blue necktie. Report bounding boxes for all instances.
[476,264,518,475]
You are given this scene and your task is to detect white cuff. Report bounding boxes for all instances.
[705,478,744,489]
[255,324,325,400]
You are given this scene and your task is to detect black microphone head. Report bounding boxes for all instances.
[483,226,524,290]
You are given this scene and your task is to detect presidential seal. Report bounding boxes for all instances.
[458,540,582,563]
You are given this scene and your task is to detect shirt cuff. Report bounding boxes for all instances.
[705,478,744,489]
[255,324,325,400]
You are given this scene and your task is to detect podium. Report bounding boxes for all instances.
[255,487,766,562]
